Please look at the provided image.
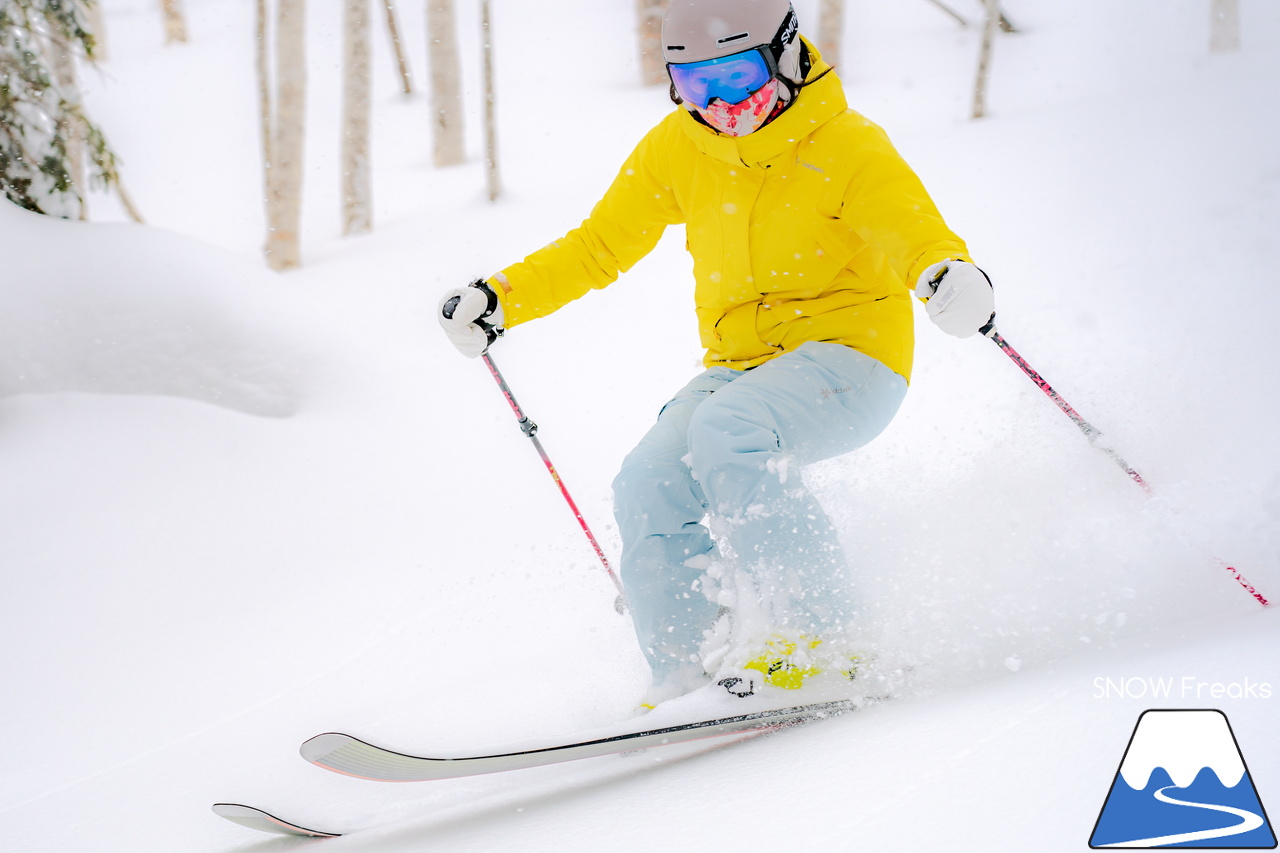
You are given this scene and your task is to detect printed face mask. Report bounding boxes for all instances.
[694,77,781,137]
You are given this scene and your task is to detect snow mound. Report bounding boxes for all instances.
[0,203,313,416]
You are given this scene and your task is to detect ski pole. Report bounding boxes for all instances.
[480,351,629,615]
[979,320,1268,607]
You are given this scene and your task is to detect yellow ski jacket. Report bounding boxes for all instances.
[489,43,969,381]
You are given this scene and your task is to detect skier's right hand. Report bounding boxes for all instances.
[439,279,504,358]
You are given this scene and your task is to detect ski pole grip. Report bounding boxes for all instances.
[442,295,461,319]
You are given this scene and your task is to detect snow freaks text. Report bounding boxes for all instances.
[1092,677,1274,701]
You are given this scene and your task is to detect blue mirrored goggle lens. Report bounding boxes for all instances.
[668,50,773,109]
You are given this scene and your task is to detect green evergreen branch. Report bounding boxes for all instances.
[1,0,119,215]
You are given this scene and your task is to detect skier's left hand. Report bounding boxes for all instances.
[914,260,995,338]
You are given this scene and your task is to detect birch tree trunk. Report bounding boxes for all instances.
[382,0,413,95]
[256,0,273,200]
[115,181,145,223]
[426,0,464,167]
[71,6,145,223]
[342,0,372,235]
[817,0,845,68]
[264,0,306,270]
[971,0,999,119]
[481,0,500,202]
[49,29,86,219]
[1210,0,1240,53]
[636,0,667,86]
[160,0,188,44]
[87,0,108,61]
[257,0,272,204]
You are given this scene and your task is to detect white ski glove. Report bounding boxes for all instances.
[438,280,504,358]
[914,260,995,338]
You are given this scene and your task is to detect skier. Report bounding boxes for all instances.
[439,0,994,707]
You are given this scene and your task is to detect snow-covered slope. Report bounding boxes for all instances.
[3,1,1278,851]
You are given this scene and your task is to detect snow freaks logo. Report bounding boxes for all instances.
[1089,710,1276,848]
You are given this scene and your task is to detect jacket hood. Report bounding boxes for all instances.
[674,37,846,169]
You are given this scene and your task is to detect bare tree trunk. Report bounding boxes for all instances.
[256,0,273,216]
[636,0,668,86]
[115,179,145,223]
[426,0,464,167]
[971,0,999,119]
[66,9,145,223]
[481,0,500,202]
[1210,0,1240,53]
[264,0,306,270]
[342,0,372,235]
[87,0,108,61]
[382,0,413,95]
[49,31,86,219]
[817,0,845,67]
[160,0,188,44]
[256,0,273,212]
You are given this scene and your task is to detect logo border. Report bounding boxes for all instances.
[1089,708,1277,850]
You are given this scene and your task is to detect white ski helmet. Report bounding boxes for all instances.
[661,0,798,66]
[661,0,807,134]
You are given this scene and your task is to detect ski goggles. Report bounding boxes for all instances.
[667,47,778,110]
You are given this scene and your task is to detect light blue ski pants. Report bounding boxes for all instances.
[611,342,909,682]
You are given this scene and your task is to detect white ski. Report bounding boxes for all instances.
[300,697,858,782]
[212,803,343,838]
[214,698,859,839]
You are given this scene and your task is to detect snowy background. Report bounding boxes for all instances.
[3,0,1278,850]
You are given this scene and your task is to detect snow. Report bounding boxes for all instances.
[4,0,1279,851]
[1118,711,1246,790]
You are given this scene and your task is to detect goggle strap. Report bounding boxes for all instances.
[768,7,799,63]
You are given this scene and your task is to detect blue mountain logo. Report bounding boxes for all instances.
[1090,709,1276,848]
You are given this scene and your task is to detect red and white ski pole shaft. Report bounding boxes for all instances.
[480,351,628,613]
[980,320,1268,607]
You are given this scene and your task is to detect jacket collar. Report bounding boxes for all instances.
[675,37,847,169]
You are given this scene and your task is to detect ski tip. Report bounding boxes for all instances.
[300,732,361,764]
[212,803,342,838]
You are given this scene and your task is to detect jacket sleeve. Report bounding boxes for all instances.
[489,122,685,328]
[838,117,971,290]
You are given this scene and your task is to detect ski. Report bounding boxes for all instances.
[212,803,343,838]
[214,699,859,839]
[300,697,858,783]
